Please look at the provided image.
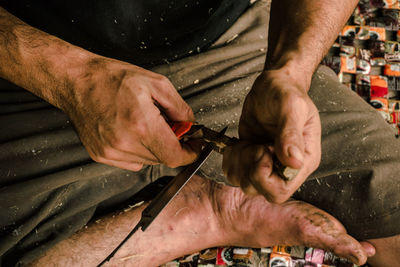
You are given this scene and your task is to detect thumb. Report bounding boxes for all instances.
[275,101,306,169]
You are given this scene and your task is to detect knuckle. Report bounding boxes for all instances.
[165,158,181,169]
[182,103,194,120]
[100,147,117,160]
[124,77,150,98]
[161,151,181,167]
[89,146,105,160]
[89,153,101,163]
[156,74,171,85]
[281,128,300,141]
[279,184,292,197]
[264,187,291,204]
[89,151,106,164]
[112,69,128,85]
[106,135,132,152]
[130,121,147,138]
[132,85,149,100]
[107,137,122,149]
[241,181,258,196]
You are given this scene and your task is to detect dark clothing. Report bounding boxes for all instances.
[1,0,249,67]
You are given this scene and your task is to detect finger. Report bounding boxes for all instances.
[244,147,287,201]
[94,157,146,172]
[240,178,259,196]
[222,145,240,186]
[145,114,199,168]
[222,146,232,178]
[223,141,258,187]
[87,146,158,170]
[302,109,322,171]
[240,144,301,203]
[224,139,307,203]
[98,146,160,165]
[184,139,204,155]
[223,142,272,196]
[151,76,195,122]
[254,160,308,204]
[359,241,376,258]
[275,94,308,169]
[98,122,161,163]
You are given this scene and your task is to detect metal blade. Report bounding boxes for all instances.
[140,126,228,231]
[97,127,228,267]
[181,125,237,154]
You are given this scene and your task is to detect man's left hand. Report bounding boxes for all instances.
[223,68,321,203]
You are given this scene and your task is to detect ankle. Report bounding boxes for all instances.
[207,182,272,246]
[170,176,228,246]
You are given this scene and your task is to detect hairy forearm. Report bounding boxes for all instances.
[0,7,95,110]
[266,0,358,82]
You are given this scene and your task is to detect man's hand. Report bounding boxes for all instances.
[65,58,199,171]
[222,0,358,203]
[223,68,321,203]
[0,8,199,172]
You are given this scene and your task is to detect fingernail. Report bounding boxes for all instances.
[287,145,304,163]
[282,167,300,181]
[366,249,375,257]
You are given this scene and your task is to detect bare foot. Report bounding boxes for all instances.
[27,175,374,267]
[188,175,375,265]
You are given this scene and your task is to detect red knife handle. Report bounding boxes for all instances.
[169,121,194,139]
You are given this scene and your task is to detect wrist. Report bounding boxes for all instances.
[261,62,312,93]
[45,46,100,111]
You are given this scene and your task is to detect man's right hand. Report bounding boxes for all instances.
[0,6,198,172]
[64,57,199,171]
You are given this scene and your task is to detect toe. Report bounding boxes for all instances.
[290,201,369,265]
[329,234,368,265]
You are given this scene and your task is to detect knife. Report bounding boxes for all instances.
[97,127,228,266]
